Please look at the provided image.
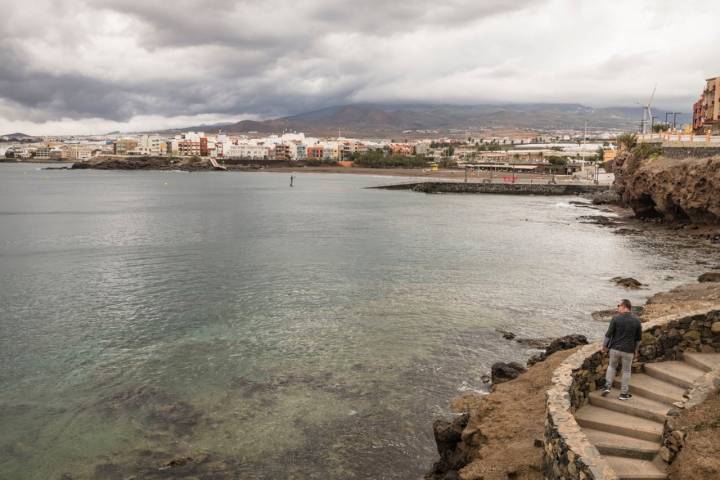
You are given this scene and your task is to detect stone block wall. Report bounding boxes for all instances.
[543,308,720,480]
[662,146,720,159]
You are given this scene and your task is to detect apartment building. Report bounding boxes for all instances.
[66,143,94,160]
[136,135,167,155]
[307,145,324,160]
[693,76,720,133]
[274,144,292,161]
[114,138,139,154]
[178,140,201,157]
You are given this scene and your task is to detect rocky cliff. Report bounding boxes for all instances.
[613,151,720,223]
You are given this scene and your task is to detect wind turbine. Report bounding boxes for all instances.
[636,85,657,134]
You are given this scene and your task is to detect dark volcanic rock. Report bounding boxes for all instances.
[614,228,641,235]
[612,276,644,289]
[698,272,720,283]
[613,151,720,224]
[515,337,554,349]
[496,329,516,340]
[526,334,588,366]
[490,362,527,384]
[545,334,588,356]
[590,189,621,205]
[426,413,469,479]
[578,215,620,226]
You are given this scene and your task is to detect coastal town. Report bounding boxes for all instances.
[2,75,718,180]
[1,0,720,477]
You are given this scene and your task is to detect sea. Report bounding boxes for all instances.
[0,163,711,479]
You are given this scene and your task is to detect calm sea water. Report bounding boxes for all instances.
[0,164,710,479]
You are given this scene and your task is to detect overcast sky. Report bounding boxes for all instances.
[0,0,718,135]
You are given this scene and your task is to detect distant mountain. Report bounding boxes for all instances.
[0,132,37,140]
[167,103,692,138]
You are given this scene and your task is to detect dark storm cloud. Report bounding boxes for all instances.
[0,0,717,133]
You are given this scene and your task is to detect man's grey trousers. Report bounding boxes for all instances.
[605,349,634,394]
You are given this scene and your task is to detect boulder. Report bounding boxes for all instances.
[698,272,720,283]
[612,277,644,289]
[491,362,527,384]
[545,334,588,356]
[426,413,469,479]
[496,329,516,340]
[526,334,589,366]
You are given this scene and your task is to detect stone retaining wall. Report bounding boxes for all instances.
[662,146,720,159]
[543,308,720,480]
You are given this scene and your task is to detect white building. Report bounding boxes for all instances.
[136,135,167,155]
[66,143,94,160]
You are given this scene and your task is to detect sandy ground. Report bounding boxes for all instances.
[447,348,579,480]
[431,280,720,480]
[668,391,720,480]
[642,282,720,319]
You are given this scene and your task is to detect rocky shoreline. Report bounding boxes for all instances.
[425,279,720,480]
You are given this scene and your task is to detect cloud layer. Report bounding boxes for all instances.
[0,0,717,134]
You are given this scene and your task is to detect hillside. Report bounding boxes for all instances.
[163,104,691,138]
[0,132,37,141]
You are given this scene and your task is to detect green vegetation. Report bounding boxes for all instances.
[616,133,638,151]
[652,124,670,133]
[438,158,458,168]
[632,142,662,159]
[350,150,429,168]
[596,147,604,162]
[548,156,569,166]
[477,142,502,152]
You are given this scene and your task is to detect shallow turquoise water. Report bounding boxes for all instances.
[0,164,710,479]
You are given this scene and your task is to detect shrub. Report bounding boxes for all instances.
[616,133,638,151]
[632,142,662,159]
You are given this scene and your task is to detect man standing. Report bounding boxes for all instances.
[602,299,642,400]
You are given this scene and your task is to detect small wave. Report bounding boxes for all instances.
[457,380,491,395]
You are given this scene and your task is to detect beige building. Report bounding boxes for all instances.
[66,144,94,160]
[114,138,139,154]
[693,76,720,133]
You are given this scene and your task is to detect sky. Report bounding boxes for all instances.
[0,0,718,135]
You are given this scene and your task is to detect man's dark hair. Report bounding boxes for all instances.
[620,299,632,310]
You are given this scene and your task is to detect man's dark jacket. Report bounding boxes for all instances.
[603,312,642,354]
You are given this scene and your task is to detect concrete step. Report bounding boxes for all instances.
[574,405,664,442]
[582,428,661,460]
[588,389,670,423]
[643,361,706,389]
[683,352,720,372]
[605,455,667,479]
[612,373,686,405]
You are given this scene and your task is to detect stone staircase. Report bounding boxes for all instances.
[573,352,720,480]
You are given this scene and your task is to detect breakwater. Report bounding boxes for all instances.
[373,181,611,195]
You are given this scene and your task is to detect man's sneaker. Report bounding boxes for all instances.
[618,393,632,401]
[601,386,611,396]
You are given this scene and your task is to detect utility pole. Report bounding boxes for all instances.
[671,113,680,130]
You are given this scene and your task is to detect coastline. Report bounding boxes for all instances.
[426,279,720,480]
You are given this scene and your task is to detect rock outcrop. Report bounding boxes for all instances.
[613,151,720,223]
[490,362,526,384]
[698,272,720,283]
[612,276,644,289]
[72,156,217,171]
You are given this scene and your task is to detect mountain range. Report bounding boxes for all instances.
[0,132,38,140]
[162,103,691,138]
